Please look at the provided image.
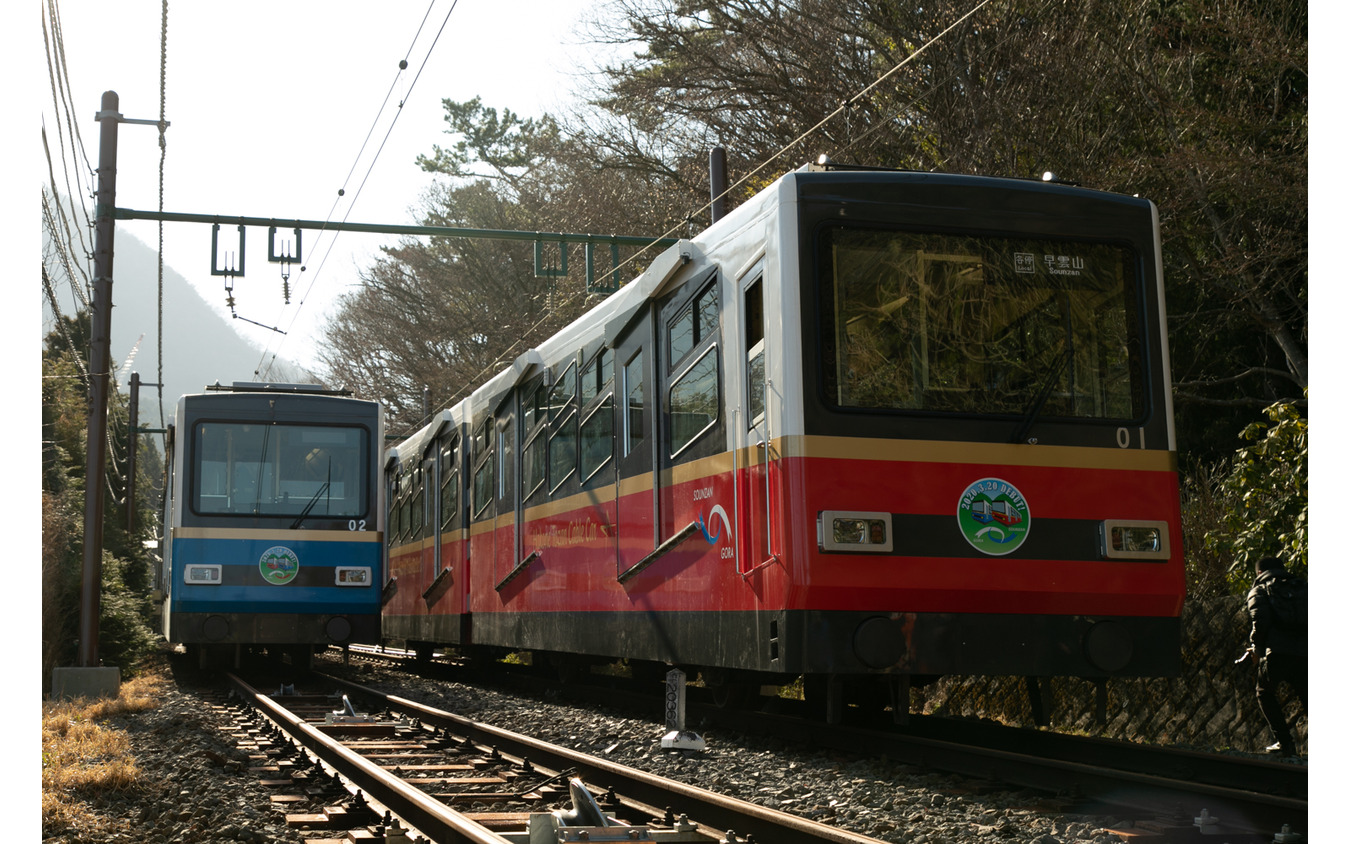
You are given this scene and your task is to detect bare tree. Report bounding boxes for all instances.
[577,0,1307,450]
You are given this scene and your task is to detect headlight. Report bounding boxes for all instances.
[184,564,222,585]
[1100,520,1170,560]
[818,510,893,553]
[335,566,372,586]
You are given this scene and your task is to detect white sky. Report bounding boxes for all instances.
[41,0,624,373]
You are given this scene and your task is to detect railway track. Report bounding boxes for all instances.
[321,645,1310,842]
[222,670,894,843]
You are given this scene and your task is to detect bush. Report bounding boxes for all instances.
[1201,396,1308,593]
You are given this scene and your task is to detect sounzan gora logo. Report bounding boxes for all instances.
[957,478,1030,556]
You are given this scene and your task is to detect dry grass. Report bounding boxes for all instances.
[41,666,166,837]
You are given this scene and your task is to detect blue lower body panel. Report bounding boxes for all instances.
[167,535,381,645]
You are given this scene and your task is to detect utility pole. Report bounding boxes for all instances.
[127,371,165,534]
[55,91,162,699]
[79,90,121,671]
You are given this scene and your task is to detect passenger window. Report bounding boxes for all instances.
[549,362,577,421]
[670,310,694,364]
[624,352,644,457]
[387,474,402,547]
[397,469,411,540]
[668,284,719,370]
[669,347,719,456]
[523,432,547,499]
[580,396,614,480]
[549,412,577,492]
[745,276,766,425]
[472,419,494,517]
[580,348,612,406]
[498,415,514,503]
[523,384,543,435]
[439,437,459,531]
[410,464,426,538]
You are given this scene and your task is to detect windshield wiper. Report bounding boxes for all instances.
[1009,348,1069,443]
[290,481,330,529]
[290,457,332,529]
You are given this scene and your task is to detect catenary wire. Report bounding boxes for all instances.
[254,0,457,381]
[416,0,999,420]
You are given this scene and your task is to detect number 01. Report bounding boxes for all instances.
[1116,427,1146,449]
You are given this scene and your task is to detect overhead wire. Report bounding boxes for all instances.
[41,122,92,311]
[41,186,90,311]
[42,0,100,336]
[41,263,91,385]
[254,0,458,382]
[42,0,96,276]
[156,0,169,431]
[40,0,152,501]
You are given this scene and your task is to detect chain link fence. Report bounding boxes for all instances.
[909,598,1307,752]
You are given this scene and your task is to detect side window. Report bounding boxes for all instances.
[439,436,459,531]
[472,418,494,518]
[498,413,515,504]
[668,284,719,371]
[387,472,403,548]
[523,383,546,437]
[580,348,612,406]
[670,347,719,455]
[521,382,548,501]
[396,468,411,540]
[411,458,429,538]
[623,351,645,458]
[548,359,580,493]
[549,412,577,492]
[580,396,614,480]
[745,275,766,425]
[548,362,577,421]
[579,347,616,482]
[666,277,721,457]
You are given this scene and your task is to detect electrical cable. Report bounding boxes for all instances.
[156,0,170,432]
[835,0,1058,163]
[43,0,96,272]
[255,0,458,381]
[415,0,1000,420]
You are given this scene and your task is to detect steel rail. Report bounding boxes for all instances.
[321,648,1308,836]
[225,673,507,844]
[318,672,891,844]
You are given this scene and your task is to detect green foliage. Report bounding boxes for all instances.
[93,552,159,670]
[41,314,161,682]
[1178,461,1236,599]
[416,97,561,187]
[1203,396,1307,593]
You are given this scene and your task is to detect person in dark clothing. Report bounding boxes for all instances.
[1245,556,1308,756]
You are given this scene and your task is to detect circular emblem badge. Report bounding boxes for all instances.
[957,478,1031,556]
[259,545,300,585]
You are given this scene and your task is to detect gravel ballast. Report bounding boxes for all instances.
[45,646,1158,843]
[319,658,1136,844]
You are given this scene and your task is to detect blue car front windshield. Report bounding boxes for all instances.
[192,422,367,518]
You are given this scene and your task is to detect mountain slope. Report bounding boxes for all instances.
[43,224,309,425]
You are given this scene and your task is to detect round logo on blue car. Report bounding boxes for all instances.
[260,545,300,585]
[957,478,1030,556]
